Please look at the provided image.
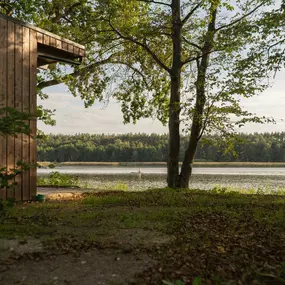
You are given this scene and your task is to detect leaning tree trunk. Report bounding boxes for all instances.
[178,71,206,188]
[167,0,182,188]
[179,8,217,189]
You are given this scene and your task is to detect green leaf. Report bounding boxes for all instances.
[193,276,202,285]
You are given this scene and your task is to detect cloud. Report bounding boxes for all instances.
[38,90,168,134]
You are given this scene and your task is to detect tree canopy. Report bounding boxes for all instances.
[37,132,285,163]
[2,0,285,188]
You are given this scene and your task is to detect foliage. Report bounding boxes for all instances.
[4,0,285,188]
[37,105,56,126]
[37,132,285,163]
[0,0,37,21]
[192,277,202,285]
[0,199,14,223]
[0,161,32,190]
[0,107,35,195]
[0,107,31,136]
[163,280,185,285]
[37,171,80,188]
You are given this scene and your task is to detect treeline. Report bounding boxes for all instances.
[37,133,285,162]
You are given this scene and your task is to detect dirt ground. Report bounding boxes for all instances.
[0,244,152,285]
[0,228,167,285]
[0,190,166,285]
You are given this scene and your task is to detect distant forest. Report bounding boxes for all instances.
[37,133,285,163]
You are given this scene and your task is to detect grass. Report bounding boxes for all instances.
[92,182,129,191]
[2,188,285,284]
[210,184,285,195]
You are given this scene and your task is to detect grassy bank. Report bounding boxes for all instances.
[1,189,285,284]
[38,161,285,168]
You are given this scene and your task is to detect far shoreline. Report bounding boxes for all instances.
[38,161,285,168]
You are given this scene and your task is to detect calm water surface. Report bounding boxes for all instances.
[38,166,285,175]
[37,166,285,191]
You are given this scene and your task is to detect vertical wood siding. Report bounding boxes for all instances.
[6,21,15,199]
[22,27,30,201]
[29,29,37,199]
[0,18,7,200]
[14,24,24,201]
[0,18,38,201]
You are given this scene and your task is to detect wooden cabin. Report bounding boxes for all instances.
[0,13,85,201]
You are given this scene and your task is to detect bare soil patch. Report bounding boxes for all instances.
[1,247,152,285]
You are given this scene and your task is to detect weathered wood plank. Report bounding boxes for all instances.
[50,37,56,48]
[43,34,50,46]
[36,32,43,44]
[56,39,62,50]
[14,24,23,201]
[62,42,68,51]
[0,18,7,200]
[67,44,74,54]
[73,47,79,56]
[79,48,85,57]
[6,21,15,200]
[29,29,37,199]
[22,26,30,201]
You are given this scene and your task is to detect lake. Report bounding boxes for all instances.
[37,166,285,191]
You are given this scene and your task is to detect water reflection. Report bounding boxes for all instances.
[37,166,285,192]
[38,166,285,176]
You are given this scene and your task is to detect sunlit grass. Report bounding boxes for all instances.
[2,188,285,239]
[210,184,285,195]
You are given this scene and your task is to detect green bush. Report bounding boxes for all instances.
[37,171,80,188]
[0,161,31,190]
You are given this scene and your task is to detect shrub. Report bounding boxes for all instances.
[37,171,80,188]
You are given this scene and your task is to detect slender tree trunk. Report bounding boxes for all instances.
[167,0,182,188]
[179,8,217,189]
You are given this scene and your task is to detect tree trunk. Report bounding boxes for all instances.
[179,8,217,189]
[179,120,201,188]
[167,0,182,188]
[168,75,181,187]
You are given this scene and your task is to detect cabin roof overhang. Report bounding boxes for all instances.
[0,13,85,67]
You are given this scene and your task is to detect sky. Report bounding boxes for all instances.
[38,69,285,135]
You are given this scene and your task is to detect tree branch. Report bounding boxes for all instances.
[182,49,221,66]
[108,19,171,73]
[215,2,266,32]
[136,0,172,7]
[110,61,150,88]
[51,1,82,24]
[37,55,114,90]
[182,37,203,50]
[181,1,203,26]
[37,54,152,90]
[198,87,227,140]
